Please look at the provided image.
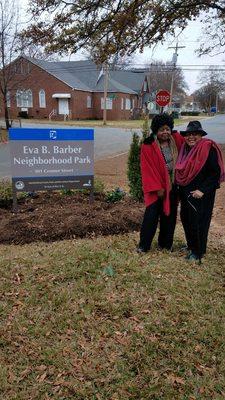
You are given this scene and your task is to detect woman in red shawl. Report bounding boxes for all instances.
[137,113,184,253]
[176,121,225,262]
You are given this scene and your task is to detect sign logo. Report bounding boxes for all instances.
[83,180,91,187]
[15,181,25,190]
[49,130,57,140]
[156,90,171,107]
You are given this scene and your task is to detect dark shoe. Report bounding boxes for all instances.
[180,245,189,251]
[136,247,149,254]
[186,252,200,262]
[184,250,192,260]
[179,245,190,255]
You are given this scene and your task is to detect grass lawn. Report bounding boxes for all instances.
[0,228,225,399]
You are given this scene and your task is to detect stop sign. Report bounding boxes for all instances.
[156,90,170,107]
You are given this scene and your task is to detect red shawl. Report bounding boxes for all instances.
[175,138,225,186]
[141,132,184,215]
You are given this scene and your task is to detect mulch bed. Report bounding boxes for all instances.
[0,192,144,245]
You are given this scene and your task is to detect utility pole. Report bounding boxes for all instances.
[216,92,219,113]
[168,42,185,112]
[103,62,109,125]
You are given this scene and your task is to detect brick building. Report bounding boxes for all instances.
[1,56,149,121]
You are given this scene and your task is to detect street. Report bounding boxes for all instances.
[0,114,225,179]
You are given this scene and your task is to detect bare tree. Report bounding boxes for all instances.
[193,85,216,112]
[110,53,136,70]
[197,12,225,56]
[18,35,59,61]
[144,60,188,97]
[197,67,225,92]
[193,67,225,112]
[0,0,22,129]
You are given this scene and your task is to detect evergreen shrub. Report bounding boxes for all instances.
[127,118,149,201]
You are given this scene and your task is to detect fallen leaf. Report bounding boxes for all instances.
[36,365,47,372]
[15,273,21,284]
[167,374,185,385]
[38,372,47,383]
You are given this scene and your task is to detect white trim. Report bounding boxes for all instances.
[101,97,113,110]
[125,98,131,110]
[16,89,33,108]
[58,98,69,115]
[52,93,71,98]
[87,95,92,108]
[39,89,46,108]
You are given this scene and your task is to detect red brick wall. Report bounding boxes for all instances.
[93,92,139,120]
[0,57,139,121]
[0,58,94,121]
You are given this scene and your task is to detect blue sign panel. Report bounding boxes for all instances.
[210,106,217,113]
[9,128,94,141]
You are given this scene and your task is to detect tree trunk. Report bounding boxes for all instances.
[4,102,10,130]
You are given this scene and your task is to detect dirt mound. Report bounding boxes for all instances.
[0,192,144,245]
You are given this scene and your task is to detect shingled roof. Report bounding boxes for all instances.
[24,56,145,94]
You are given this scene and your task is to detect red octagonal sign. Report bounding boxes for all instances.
[156,90,170,107]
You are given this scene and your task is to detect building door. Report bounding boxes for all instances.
[58,98,69,115]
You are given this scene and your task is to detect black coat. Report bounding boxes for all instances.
[178,147,221,196]
[178,146,221,257]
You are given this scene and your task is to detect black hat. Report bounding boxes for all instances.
[180,120,208,136]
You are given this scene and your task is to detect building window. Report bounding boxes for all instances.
[6,91,10,107]
[13,61,31,75]
[132,98,135,109]
[16,89,33,108]
[101,97,113,110]
[87,95,92,108]
[39,89,46,108]
[125,98,131,110]
[121,98,124,110]
[14,61,23,74]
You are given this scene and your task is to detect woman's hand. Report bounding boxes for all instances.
[190,190,204,199]
[157,189,165,198]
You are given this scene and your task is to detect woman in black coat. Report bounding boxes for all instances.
[175,121,224,261]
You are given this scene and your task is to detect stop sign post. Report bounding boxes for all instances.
[155,90,171,110]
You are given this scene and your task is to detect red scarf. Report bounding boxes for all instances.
[141,132,184,215]
[175,138,225,186]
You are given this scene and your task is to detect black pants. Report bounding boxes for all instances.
[180,190,216,258]
[139,188,178,251]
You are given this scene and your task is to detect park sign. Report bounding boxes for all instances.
[155,90,170,107]
[9,128,94,196]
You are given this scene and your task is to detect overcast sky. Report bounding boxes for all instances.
[20,1,225,94]
[136,19,225,94]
